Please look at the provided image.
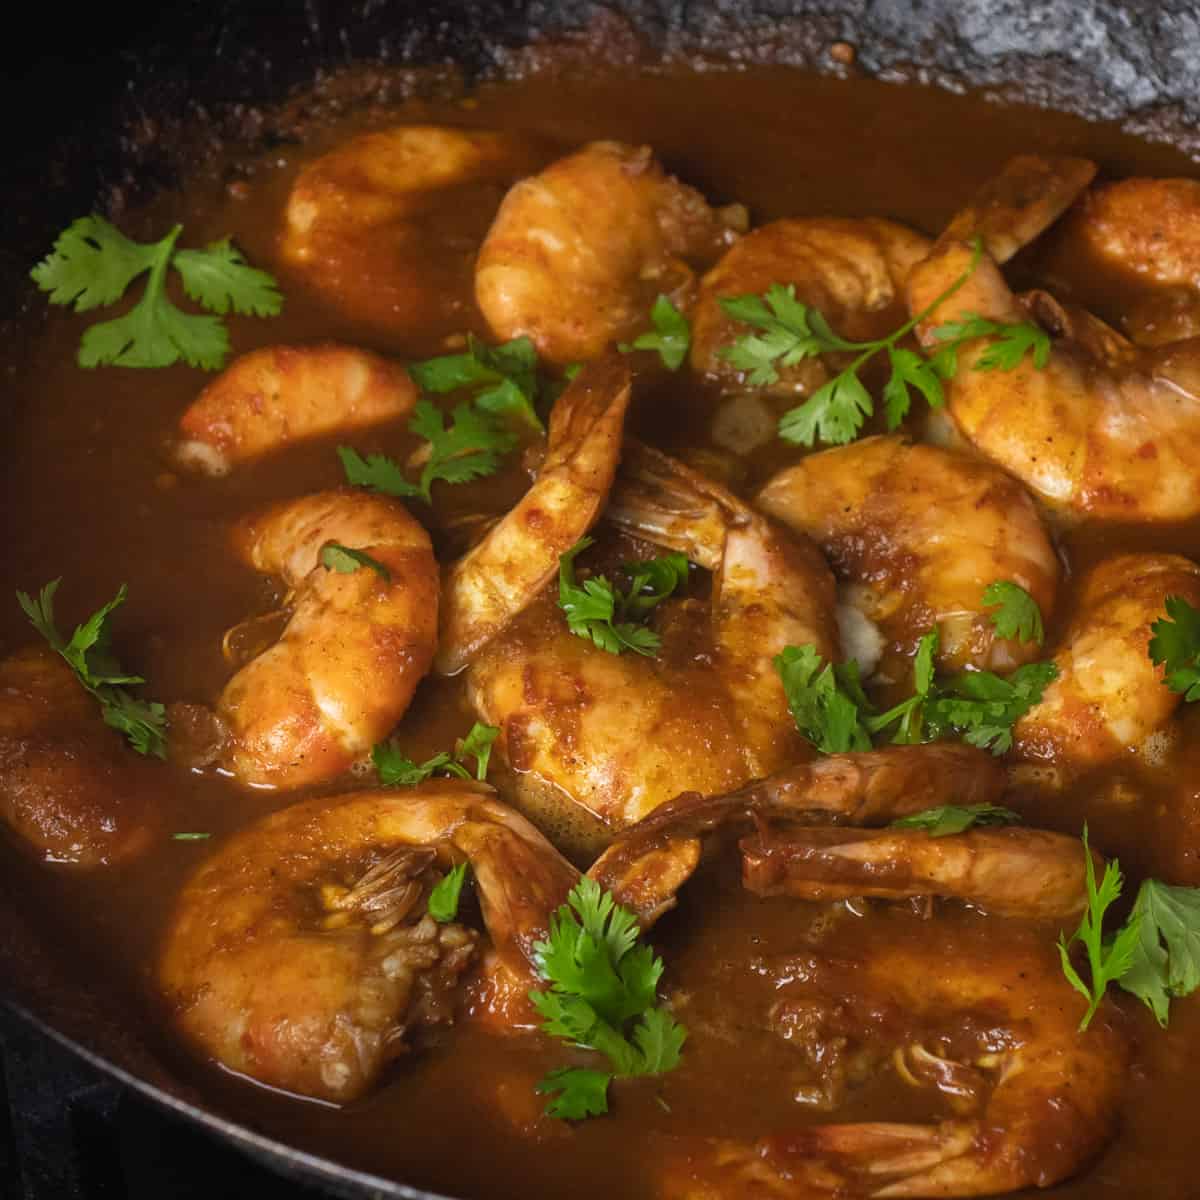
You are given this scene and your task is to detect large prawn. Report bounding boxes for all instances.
[907,154,1200,521]
[158,782,577,1104]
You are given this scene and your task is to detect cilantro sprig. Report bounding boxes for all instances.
[409,334,545,432]
[618,295,691,370]
[372,722,499,787]
[1149,595,1200,701]
[890,803,1021,837]
[31,215,281,370]
[983,581,1045,646]
[318,542,391,581]
[557,538,688,658]
[530,878,686,1119]
[339,398,518,504]
[718,239,1050,447]
[773,644,872,753]
[428,862,470,923]
[16,579,167,758]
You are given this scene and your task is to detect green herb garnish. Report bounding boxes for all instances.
[1119,879,1200,1026]
[890,803,1022,837]
[983,581,1045,646]
[428,862,470,923]
[372,722,499,787]
[17,579,167,758]
[31,215,281,370]
[1149,595,1200,701]
[410,334,544,431]
[618,295,691,370]
[530,878,686,1120]
[318,542,391,581]
[773,644,872,754]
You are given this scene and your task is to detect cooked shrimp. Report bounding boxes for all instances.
[741,825,1093,919]
[908,154,1200,520]
[467,443,838,847]
[1013,552,1200,767]
[0,646,160,865]
[174,343,417,476]
[691,218,931,392]
[217,489,438,788]
[1054,177,1200,346]
[661,929,1128,1199]
[436,356,633,675]
[756,435,1060,676]
[476,141,743,364]
[280,125,547,342]
[159,782,577,1103]
[592,743,1005,923]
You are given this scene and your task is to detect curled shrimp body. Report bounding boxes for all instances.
[592,743,1006,923]
[467,442,838,847]
[756,435,1060,675]
[218,489,438,788]
[0,647,160,866]
[661,930,1127,1199]
[691,218,932,392]
[476,141,742,364]
[1013,552,1200,767]
[280,126,547,342]
[174,343,417,476]
[908,154,1200,521]
[158,783,577,1104]
[437,356,632,675]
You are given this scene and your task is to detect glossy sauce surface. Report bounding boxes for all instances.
[4,62,1200,1200]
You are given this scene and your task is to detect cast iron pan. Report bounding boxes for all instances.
[1,1,1198,1195]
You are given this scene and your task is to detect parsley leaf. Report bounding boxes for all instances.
[31,216,281,370]
[318,542,391,581]
[1149,595,1200,701]
[372,722,500,787]
[1058,825,1142,1032]
[719,240,1052,448]
[410,334,544,431]
[529,878,686,1120]
[428,862,470,923]
[863,629,939,744]
[1118,879,1200,1026]
[16,579,168,758]
[171,832,212,841]
[774,644,872,754]
[557,539,688,658]
[618,295,691,370]
[890,803,1022,837]
[982,581,1045,646]
[924,661,1058,755]
[339,399,517,504]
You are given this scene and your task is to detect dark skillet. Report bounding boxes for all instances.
[0,1,1197,1195]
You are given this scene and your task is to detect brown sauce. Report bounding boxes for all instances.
[5,60,1200,1200]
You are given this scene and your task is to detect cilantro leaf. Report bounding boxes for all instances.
[619,295,691,370]
[318,542,391,581]
[31,215,281,370]
[409,400,518,501]
[410,334,544,431]
[930,312,1051,372]
[863,629,939,744]
[924,661,1058,755]
[774,644,872,754]
[1119,879,1200,1026]
[336,446,421,499]
[535,1068,612,1120]
[428,862,470,923]
[557,539,687,658]
[16,579,167,758]
[1149,595,1200,701]
[1058,825,1142,1031]
[530,879,685,1120]
[982,581,1045,646]
[372,722,500,787]
[890,803,1022,837]
[778,369,875,447]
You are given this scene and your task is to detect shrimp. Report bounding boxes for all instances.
[467,441,838,849]
[0,646,160,865]
[741,825,1094,919]
[691,218,932,392]
[592,743,1006,923]
[660,930,1128,1199]
[174,343,417,476]
[158,782,578,1103]
[756,435,1060,676]
[475,141,743,364]
[436,356,633,675]
[216,489,439,788]
[907,154,1200,521]
[1013,551,1200,767]
[280,126,547,343]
